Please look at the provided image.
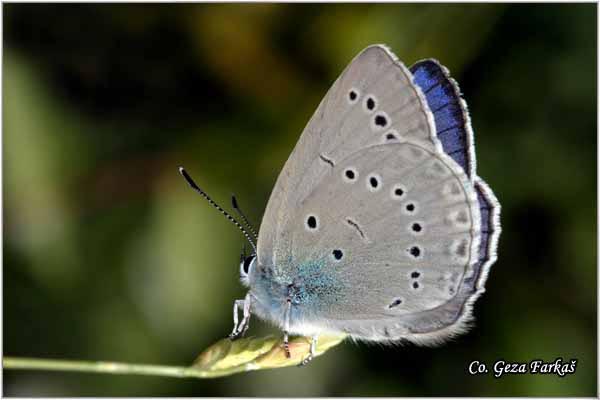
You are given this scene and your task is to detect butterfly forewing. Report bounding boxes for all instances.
[258,45,440,269]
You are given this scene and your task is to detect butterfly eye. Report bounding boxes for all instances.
[240,255,256,276]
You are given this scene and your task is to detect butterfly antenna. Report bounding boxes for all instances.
[240,244,250,263]
[178,167,257,252]
[231,194,259,240]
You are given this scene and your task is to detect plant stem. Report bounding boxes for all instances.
[3,357,228,379]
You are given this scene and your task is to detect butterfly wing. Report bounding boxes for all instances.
[254,45,500,344]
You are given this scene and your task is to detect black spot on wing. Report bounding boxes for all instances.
[332,249,344,260]
[319,153,335,167]
[388,298,403,309]
[410,60,471,176]
[409,246,421,258]
[346,218,366,240]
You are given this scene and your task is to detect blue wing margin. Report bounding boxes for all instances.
[410,60,476,178]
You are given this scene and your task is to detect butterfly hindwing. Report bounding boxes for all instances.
[282,143,481,341]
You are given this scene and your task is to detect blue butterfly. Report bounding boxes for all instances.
[181,44,500,365]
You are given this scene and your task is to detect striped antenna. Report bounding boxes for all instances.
[231,194,258,240]
[179,167,257,253]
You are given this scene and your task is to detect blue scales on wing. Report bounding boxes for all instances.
[410,60,473,177]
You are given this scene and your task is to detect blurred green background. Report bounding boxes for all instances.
[3,3,596,396]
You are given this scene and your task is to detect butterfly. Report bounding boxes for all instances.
[180,44,500,365]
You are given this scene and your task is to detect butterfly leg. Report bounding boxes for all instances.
[282,299,291,358]
[229,293,252,340]
[228,299,245,339]
[239,292,252,336]
[299,335,318,366]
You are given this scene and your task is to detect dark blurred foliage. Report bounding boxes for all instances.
[3,3,596,396]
